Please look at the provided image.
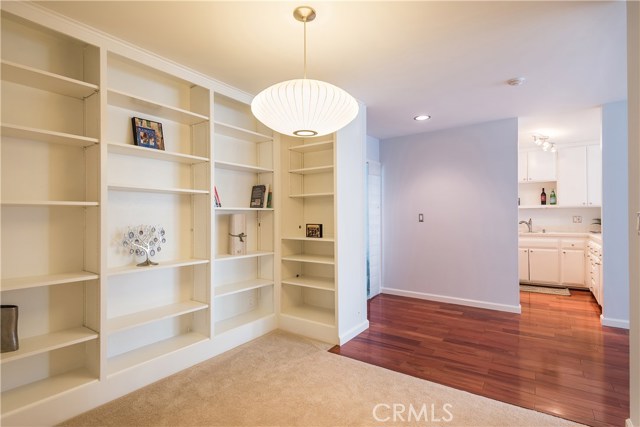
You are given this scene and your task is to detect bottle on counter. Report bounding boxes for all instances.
[541,188,547,205]
[550,189,556,205]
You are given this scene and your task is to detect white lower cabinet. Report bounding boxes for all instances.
[560,249,585,286]
[587,241,603,306]
[519,236,589,287]
[528,248,560,284]
[560,239,586,286]
[518,248,530,282]
[519,238,560,284]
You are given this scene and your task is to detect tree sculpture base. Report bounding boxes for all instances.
[137,257,158,267]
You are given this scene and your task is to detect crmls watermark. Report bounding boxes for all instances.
[372,403,454,423]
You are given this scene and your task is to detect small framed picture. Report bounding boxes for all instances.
[306,223,323,238]
[132,117,165,150]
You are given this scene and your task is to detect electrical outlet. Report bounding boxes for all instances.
[573,216,582,223]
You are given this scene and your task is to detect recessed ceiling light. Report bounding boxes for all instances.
[414,115,431,121]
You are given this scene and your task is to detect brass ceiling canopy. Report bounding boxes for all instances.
[293,6,316,23]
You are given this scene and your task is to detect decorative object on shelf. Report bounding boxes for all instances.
[250,184,266,208]
[540,188,547,205]
[229,214,247,255]
[122,224,167,266]
[590,218,602,233]
[1,305,19,353]
[250,6,358,138]
[262,184,270,208]
[266,187,273,209]
[532,134,556,153]
[214,186,222,207]
[306,223,323,238]
[132,117,165,150]
[550,189,557,205]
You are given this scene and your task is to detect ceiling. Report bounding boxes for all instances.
[34,1,627,141]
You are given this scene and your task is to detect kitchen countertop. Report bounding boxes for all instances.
[518,231,602,244]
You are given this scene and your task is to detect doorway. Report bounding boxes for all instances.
[366,161,381,298]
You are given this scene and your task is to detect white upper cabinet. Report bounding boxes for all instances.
[517,152,528,182]
[557,145,601,207]
[518,150,557,182]
[586,145,602,206]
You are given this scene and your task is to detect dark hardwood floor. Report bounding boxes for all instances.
[329,290,629,427]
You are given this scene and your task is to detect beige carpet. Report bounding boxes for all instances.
[61,331,583,427]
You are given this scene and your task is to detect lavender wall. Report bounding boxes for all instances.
[380,118,520,312]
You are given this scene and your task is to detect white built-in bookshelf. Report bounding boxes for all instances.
[0,4,366,426]
[104,51,212,376]
[212,94,276,336]
[280,136,338,334]
[1,11,101,417]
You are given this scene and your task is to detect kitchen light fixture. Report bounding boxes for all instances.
[414,115,431,121]
[533,134,556,152]
[251,6,359,138]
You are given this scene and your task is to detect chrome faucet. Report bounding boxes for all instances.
[519,218,533,232]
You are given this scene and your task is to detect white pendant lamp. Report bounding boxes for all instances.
[251,6,359,137]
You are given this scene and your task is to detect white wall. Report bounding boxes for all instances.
[367,135,380,162]
[336,104,369,343]
[602,101,630,328]
[627,2,640,425]
[380,118,520,313]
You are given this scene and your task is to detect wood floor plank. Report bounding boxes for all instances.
[329,290,629,427]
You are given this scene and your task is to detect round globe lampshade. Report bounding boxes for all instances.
[251,78,359,137]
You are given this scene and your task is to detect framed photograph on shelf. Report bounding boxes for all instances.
[306,223,323,238]
[132,117,165,150]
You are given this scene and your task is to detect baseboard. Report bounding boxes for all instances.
[339,320,369,345]
[381,287,522,314]
[600,314,630,329]
[626,418,636,427]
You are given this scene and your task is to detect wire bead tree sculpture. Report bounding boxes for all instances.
[122,225,166,266]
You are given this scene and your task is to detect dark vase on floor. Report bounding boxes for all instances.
[1,305,19,353]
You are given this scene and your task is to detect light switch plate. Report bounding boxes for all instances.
[418,213,424,222]
[573,216,582,223]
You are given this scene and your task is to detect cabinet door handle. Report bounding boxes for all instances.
[636,212,640,235]
[562,251,566,254]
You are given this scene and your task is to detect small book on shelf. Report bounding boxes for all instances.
[214,186,222,207]
[266,187,273,209]
[262,184,270,208]
[250,185,266,208]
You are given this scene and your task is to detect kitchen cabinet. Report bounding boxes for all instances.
[518,248,530,282]
[586,145,602,206]
[587,240,603,306]
[518,150,557,182]
[557,145,601,207]
[560,239,586,286]
[528,248,560,284]
[518,238,560,284]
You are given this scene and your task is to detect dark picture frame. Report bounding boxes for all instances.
[132,117,165,150]
[306,223,323,238]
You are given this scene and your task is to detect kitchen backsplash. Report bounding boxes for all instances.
[518,206,601,233]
